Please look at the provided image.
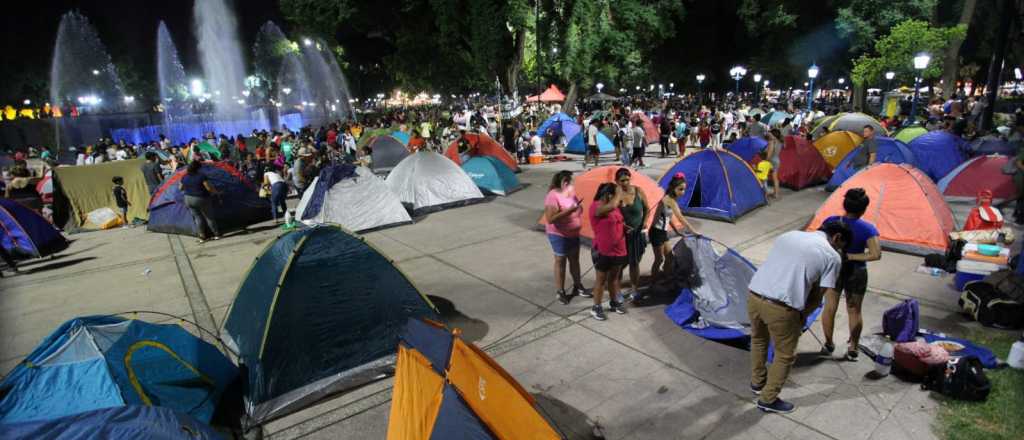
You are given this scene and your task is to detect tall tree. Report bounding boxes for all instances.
[940,0,979,98]
[835,0,937,54]
[851,20,967,90]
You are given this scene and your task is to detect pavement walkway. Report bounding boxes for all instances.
[1,147,1015,439]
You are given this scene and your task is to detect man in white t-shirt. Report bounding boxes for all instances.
[530,131,542,157]
[746,220,849,414]
[585,121,600,169]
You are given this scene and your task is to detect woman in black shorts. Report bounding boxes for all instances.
[648,173,699,290]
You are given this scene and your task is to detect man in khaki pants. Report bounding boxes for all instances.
[747,220,849,413]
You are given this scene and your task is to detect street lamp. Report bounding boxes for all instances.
[92,69,100,76]
[22,99,30,106]
[909,52,931,126]
[303,38,313,47]
[696,74,706,104]
[885,71,895,92]
[123,96,134,104]
[282,87,292,95]
[596,82,604,93]
[729,66,747,95]
[807,63,819,112]
[753,73,762,101]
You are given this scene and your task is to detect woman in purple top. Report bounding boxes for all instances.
[820,188,881,361]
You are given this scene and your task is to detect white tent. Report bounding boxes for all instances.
[385,151,484,214]
[296,165,412,232]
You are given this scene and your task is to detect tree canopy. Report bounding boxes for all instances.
[850,19,966,86]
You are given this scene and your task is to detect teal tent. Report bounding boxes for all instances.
[222,225,439,424]
[462,156,521,196]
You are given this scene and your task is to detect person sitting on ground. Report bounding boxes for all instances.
[589,182,629,321]
[820,188,880,362]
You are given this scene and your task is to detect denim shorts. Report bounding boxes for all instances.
[547,234,580,257]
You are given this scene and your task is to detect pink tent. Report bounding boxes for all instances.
[632,112,660,144]
[526,85,565,103]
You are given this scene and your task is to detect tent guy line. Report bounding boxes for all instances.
[168,234,218,337]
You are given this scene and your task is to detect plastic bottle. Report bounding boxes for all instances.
[284,210,293,226]
[875,342,894,376]
[1009,334,1024,370]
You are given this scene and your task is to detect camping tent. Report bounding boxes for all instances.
[937,155,1016,203]
[444,133,519,172]
[357,128,394,149]
[1,197,68,259]
[906,131,967,181]
[52,159,151,230]
[658,150,767,222]
[193,142,221,160]
[826,136,915,191]
[537,112,581,142]
[761,111,792,127]
[147,162,270,237]
[526,84,565,102]
[664,235,822,347]
[537,166,667,240]
[462,156,521,196]
[295,165,412,231]
[812,112,886,137]
[0,406,223,440]
[587,92,618,102]
[893,126,928,144]
[565,131,615,155]
[778,135,830,190]
[632,112,660,145]
[390,131,411,145]
[386,151,485,214]
[725,136,768,163]
[813,131,863,169]
[222,226,438,424]
[808,164,954,255]
[966,138,1016,157]
[370,135,411,174]
[386,318,562,440]
[0,316,237,425]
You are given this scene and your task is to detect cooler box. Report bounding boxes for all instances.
[954,259,1007,291]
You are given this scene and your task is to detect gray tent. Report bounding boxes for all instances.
[587,93,618,102]
[369,135,410,174]
[385,151,484,215]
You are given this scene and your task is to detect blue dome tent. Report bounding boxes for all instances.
[462,156,522,196]
[390,131,411,145]
[665,235,822,349]
[726,136,768,163]
[536,112,581,142]
[966,137,1016,157]
[658,149,767,222]
[0,316,237,425]
[826,136,916,191]
[222,225,439,424]
[0,406,223,440]
[565,131,615,155]
[0,197,68,259]
[907,131,967,181]
[147,162,271,237]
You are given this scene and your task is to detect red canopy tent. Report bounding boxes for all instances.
[526,85,565,103]
[778,135,831,190]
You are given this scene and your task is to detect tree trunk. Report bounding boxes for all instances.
[941,0,978,99]
[507,28,527,100]
[982,0,1015,131]
[853,83,866,113]
[563,82,579,116]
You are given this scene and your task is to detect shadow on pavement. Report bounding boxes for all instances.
[426,295,489,343]
[23,257,97,274]
[532,393,605,440]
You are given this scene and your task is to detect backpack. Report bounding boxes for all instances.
[984,269,1024,303]
[882,299,920,342]
[922,356,991,401]
[923,239,966,273]
[959,280,1024,329]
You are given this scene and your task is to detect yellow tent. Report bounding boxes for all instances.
[813,131,864,169]
[53,159,151,229]
[387,319,562,440]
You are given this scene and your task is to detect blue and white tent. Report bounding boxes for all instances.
[295,164,411,232]
[565,131,615,155]
[536,112,581,141]
[0,197,68,259]
[0,316,237,425]
[0,406,223,440]
[461,156,521,196]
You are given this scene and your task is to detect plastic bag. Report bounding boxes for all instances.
[86,207,123,229]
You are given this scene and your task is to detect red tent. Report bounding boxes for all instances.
[778,135,831,190]
[806,164,954,255]
[444,133,520,172]
[937,155,1016,203]
[631,112,660,144]
[526,85,565,103]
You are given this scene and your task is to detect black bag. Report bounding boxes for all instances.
[923,239,966,272]
[922,356,991,401]
[959,281,1024,329]
[984,269,1024,303]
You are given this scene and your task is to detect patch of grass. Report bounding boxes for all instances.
[936,329,1024,440]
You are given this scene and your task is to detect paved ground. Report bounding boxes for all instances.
[1,146,1017,439]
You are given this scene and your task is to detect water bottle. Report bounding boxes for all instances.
[1009,334,1024,370]
[875,342,894,376]
[284,210,293,226]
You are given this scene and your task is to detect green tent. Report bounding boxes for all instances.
[357,128,393,149]
[52,159,152,229]
[894,126,928,144]
[195,142,221,160]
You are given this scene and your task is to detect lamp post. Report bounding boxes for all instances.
[885,71,895,93]
[696,74,706,104]
[596,82,604,93]
[807,64,819,112]
[729,66,747,95]
[752,73,762,102]
[909,52,931,126]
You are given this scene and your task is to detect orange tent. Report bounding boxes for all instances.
[631,112,660,144]
[526,85,565,102]
[387,318,562,440]
[537,166,674,240]
[445,133,520,172]
[805,163,954,255]
[813,131,863,169]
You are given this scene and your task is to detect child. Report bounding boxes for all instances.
[112,176,130,227]
[754,153,773,197]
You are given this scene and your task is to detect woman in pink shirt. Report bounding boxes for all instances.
[589,182,628,321]
[544,171,587,304]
